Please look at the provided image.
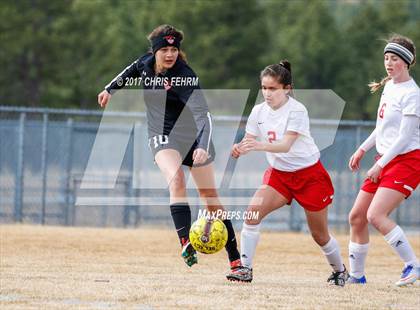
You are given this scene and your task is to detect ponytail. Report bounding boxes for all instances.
[279,60,291,74]
[368,76,392,93]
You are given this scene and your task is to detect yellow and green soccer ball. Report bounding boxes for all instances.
[189,217,228,254]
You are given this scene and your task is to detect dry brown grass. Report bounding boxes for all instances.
[0,225,419,309]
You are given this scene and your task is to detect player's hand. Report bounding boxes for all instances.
[231,143,243,158]
[193,148,208,165]
[348,149,365,171]
[240,137,264,152]
[98,90,111,108]
[367,163,382,183]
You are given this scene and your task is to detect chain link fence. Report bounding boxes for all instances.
[0,106,418,231]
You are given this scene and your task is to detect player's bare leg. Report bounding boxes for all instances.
[305,207,348,286]
[367,188,418,286]
[227,185,288,282]
[190,162,222,212]
[155,149,186,204]
[155,149,197,267]
[349,190,374,244]
[366,188,404,234]
[347,190,374,283]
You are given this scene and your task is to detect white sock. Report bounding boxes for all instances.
[384,225,418,268]
[321,235,344,272]
[348,241,369,278]
[240,223,261,268]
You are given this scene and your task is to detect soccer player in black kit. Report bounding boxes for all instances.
[98,24,241,278]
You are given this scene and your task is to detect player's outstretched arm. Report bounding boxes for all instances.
[232,133,256,158]
[98,90,111,108]
[98,57,144,109]
[240,131,298,154]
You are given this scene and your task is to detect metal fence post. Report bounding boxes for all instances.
[132,121,143,226]
[123,128,135,227]
[289,202,302,232]
[14,113,25,222]
[64,118,74,225]
[355,125,362,187]
[40,113,49,224]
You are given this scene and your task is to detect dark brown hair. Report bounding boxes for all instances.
[260,59,293,87]
[147,24,187,62]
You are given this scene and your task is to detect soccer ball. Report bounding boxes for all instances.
[189,217,228,254]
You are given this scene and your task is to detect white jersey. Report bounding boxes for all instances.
[246,97,320,171]
[376,78,420,155]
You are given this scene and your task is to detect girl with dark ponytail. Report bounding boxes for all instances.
[227,60,348,286]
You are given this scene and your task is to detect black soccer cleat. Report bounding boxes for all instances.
[226,266,253,283]
[327,265,349,287]
[181,239,198,267]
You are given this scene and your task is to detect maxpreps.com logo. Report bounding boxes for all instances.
[164,35,175,44]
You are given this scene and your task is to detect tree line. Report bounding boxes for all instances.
[0,0,418,119]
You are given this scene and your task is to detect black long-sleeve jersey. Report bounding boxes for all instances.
[105,53,212,152]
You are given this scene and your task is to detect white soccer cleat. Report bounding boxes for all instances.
[395,265,418,287]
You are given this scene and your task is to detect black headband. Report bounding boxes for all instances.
[151,35,181,54]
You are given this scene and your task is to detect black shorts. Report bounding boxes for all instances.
[148,134,216,167]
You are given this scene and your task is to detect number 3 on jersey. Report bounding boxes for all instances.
[379,103,386,119]
[267,131,276,143]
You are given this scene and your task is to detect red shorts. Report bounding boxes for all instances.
[361,149,420,198]
[262,160,334,212]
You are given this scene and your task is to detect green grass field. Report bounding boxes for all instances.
[1,225,419,309]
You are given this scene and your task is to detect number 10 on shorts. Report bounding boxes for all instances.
[149,135,169,148]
